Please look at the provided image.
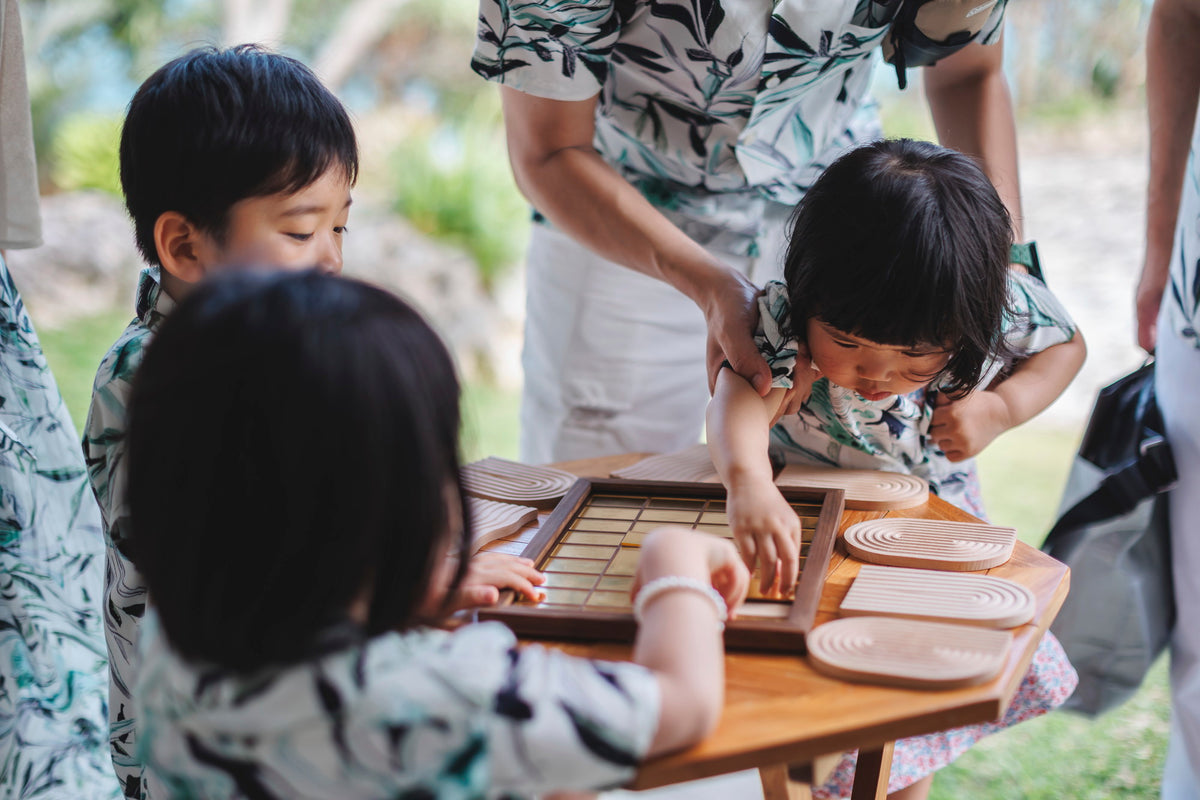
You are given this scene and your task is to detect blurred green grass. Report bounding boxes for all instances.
[37,312,1169,799]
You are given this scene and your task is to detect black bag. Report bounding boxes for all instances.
[1042,361,1177,716]
[880,0,999,89]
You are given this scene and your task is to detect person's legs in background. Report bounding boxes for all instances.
[1157,307,1200,800]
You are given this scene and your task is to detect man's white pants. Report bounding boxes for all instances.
[519,210,791,465]
[1159,309,1200,800]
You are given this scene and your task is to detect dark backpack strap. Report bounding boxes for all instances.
[1044,436,1177,549]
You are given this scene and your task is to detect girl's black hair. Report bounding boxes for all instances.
[783,139,1014,396]
[126,271,471,671]
[120,44,359,267]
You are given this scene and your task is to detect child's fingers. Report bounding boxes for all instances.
[735,530,759,573]
[756,535,779,594]
[456,584,500,609]
[776,527,800,594]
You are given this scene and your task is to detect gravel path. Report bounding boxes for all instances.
[1020,126,1149,430]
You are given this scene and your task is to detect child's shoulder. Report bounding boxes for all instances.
[91,319,155,396]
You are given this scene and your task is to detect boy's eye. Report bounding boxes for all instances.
[286,233,314,242]
[334,226,348,235]
[834,340,858,349]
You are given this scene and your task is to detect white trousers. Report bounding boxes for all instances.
[1159,311,1200,799]
[519,211,793,464]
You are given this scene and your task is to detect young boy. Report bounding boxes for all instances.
[85,46,543,798]
[83,45,359,799]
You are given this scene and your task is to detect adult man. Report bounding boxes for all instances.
[473,1,1024,465]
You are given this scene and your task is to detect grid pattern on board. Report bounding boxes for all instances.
[524,493,823,610]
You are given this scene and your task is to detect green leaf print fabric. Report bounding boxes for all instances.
[136,618,660,799]
[0,256,120,799]
[471,0,1007,257]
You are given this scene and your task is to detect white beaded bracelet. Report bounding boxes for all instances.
[632,576,728,631]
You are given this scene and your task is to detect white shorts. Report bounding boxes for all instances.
[1158,311,1200,793]
[519,209,791,464]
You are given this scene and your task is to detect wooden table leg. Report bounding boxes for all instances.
[850,741,895,800]
[759,764,814,800]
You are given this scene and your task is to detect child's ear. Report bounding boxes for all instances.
[154,212,208,283]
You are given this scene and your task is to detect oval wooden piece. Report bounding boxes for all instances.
[461,457,577,509]
[775,465,928,510]
[468,497,539,553]
[807,616,1012,689]
[613,445,929,511]
[840,564,1036,628]
[611,445,718,483]
[843,518,1017,571]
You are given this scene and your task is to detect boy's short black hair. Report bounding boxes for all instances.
[783,138,1014,396]
[120,45,358,267]
[126,271,470,671]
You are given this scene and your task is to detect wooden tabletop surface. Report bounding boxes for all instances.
[488,453,1071,792]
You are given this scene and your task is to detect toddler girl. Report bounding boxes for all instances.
[707,139,1083,799]
[125,270,749,798]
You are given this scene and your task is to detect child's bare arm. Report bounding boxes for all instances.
[706,369,799,594]
[931,331,1087,461]
[633,527,749,757]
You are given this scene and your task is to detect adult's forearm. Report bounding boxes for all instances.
[1145,0,1200,278]
[923,41,1023,241]
[501,91,737,311]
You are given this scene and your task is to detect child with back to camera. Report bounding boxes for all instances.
[707,139,1084,799]
[124,270,750,798]
[82,45,543,799]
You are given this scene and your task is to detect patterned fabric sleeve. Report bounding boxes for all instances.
[755,280,801,390]
[977,270,1079,388]
[978,0,1009,45]
[83,322,156,799]
[471,0,620,101]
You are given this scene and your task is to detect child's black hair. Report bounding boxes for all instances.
[119,44,358,267]
[783,139,1013,396]
[126,271,470,671]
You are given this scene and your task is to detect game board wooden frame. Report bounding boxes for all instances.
[479,478,845,652]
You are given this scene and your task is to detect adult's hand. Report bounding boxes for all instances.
[703,269,770,396]
[1135,269,1166,354]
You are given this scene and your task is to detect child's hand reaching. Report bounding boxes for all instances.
[447,552,546,612]
[930,389,1015,462]
[635,526,750,619]
[726,479,802,596]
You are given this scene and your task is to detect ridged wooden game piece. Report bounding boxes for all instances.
[461,457,577,509]
[840,564,1036,628]
[611,445,719,483]
[807,616,1012,689]
[775,465,928,510]
[842,518,1016,571]
[468,497,539,553]
[613,446,929,510]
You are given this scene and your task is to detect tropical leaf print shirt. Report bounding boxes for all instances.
[756,271,1078,517]
[0,256,121,799]
[136,617,660,799]
[1166,107,1200,347]
[82,265,173,799]
[471,0,1008,257]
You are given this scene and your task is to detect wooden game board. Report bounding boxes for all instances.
[478,478,845,652]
